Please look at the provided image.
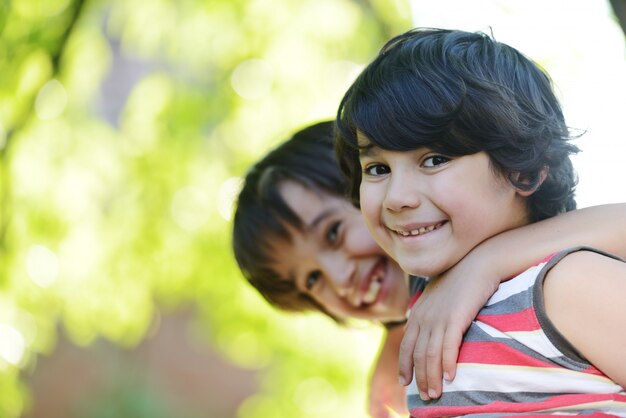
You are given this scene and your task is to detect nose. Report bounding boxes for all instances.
[383,170,421,212]
[318,252,357,303]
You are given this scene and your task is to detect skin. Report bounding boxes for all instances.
[357,134,626,400]
[270,180,410,323]
[357,138,530,278]
[543,250,626,387]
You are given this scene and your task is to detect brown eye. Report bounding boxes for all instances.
[363,164,390,176]
[423,155,449,167]
[306,270,322,290]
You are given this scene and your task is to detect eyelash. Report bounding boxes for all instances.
[363,164,389,177]
[362,154,450,176]
[423,155,449,167]
[326,221,341,244]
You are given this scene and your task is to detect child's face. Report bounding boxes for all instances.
[270,180,410,323]
[357,134,530,278]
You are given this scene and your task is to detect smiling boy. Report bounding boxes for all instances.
[335,28,626,416]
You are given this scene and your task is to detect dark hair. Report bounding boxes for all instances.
[336,28,578,222]
[232,121,346,318]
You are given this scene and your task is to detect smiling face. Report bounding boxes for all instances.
[357,133,531,278]
[270,181,410,323]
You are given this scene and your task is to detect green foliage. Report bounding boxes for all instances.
[0,0,411,416]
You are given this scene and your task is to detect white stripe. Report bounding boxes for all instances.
[551,400,626,417]
[474,320,512,339]
[474,321,565,359]
[438,364,624,394]
[485,262,546,306]
[506,329,564,359]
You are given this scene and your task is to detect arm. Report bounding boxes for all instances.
[544,250,626,386]
[369,326,408,418]
[398,203,626,399]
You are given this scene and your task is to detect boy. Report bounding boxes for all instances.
[335,28,626,416]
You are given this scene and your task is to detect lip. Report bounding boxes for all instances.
[386,221,446,237]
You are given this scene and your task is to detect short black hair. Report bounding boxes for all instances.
[336,28,578,222]
[232,121,346,318]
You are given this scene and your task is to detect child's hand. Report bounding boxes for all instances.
[398,257,500,400]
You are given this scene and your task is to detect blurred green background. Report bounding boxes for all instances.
[0,0,411,417]
[0,0,624,417]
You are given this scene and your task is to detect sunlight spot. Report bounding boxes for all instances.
[217,177,242,221]
[294,377,338,414]
[35,79,68,120]
[0,324,26,367]
[26,245,59,288]
[230,59,273,100]
[171,186,211,231]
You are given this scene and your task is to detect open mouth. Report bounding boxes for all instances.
[362,261,385,305]
[390,221,446,237]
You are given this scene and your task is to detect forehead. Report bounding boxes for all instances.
[279,181,329,225]
[271,181,358,280]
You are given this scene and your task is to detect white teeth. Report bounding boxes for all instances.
[363,279,381,304]
[403,224,437,236]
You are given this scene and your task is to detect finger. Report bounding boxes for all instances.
[412,327,431,400]
[398,315,420,386]
[424,328,444,399]
[441,326,463,383]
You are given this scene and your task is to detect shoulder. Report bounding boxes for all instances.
[543,249,626,302]
[543,248,626,386]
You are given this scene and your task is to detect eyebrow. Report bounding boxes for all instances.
[357,142,376,158]
[306,207,335,233]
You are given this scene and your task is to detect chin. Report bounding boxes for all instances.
[402,261,440,278]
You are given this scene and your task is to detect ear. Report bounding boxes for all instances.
[512,167,548,197]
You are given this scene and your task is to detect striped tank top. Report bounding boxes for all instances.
[407,246,626,417]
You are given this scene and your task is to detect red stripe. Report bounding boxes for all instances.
[408,290,422,309]
[457,341,555,368]
[476,306,541,332]
[410,393,626,418]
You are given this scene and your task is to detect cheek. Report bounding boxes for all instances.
[359,186,380,226]
[441,176,516,237]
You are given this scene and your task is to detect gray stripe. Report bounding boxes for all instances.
[408,390,564,409]
[479,286,533,315]
[409,390,625,412]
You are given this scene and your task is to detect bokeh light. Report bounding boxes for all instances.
[26,245,59,288]
[231,59,274,100]
[0,324,26,367]
[34,79,67,120]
